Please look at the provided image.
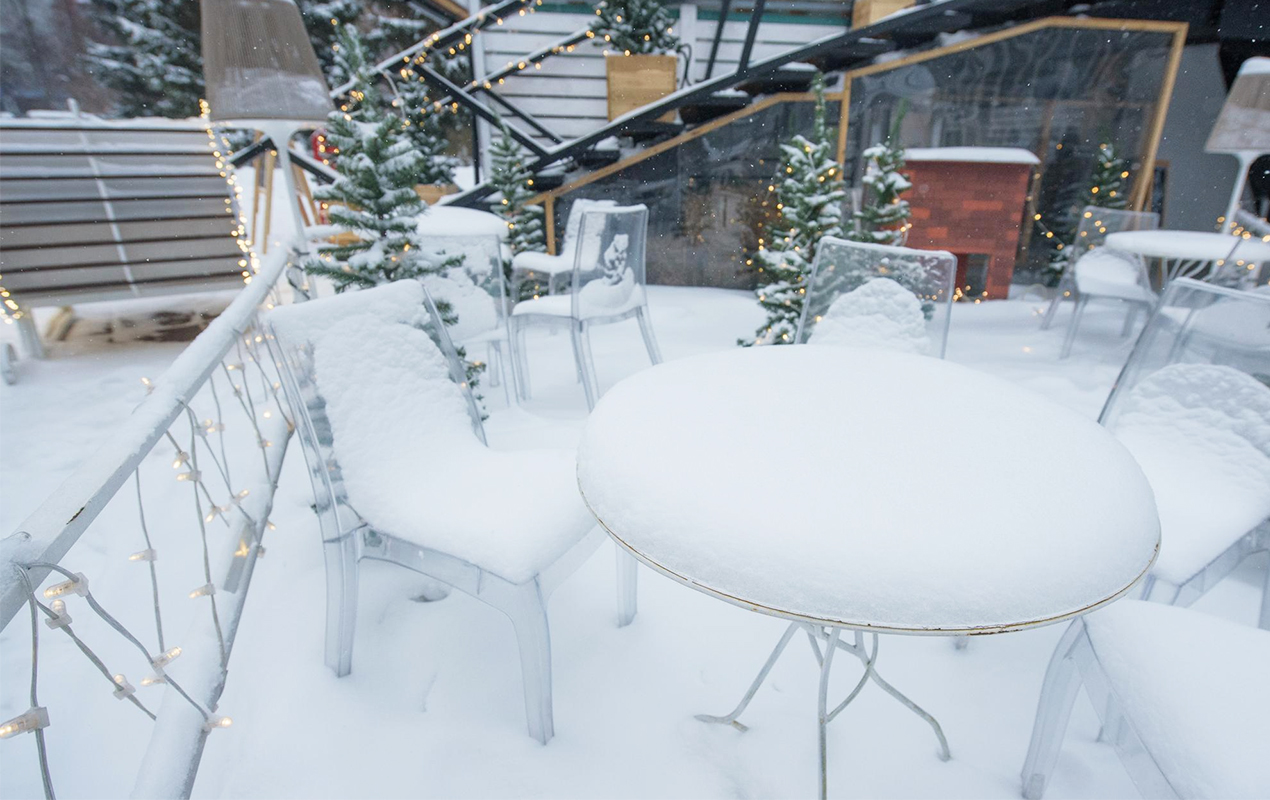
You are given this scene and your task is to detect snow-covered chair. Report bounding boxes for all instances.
[509,198,617,298]
[1021,600,1270,799]
[421,234,514,402]
[509,204,661,410]
[265,280,637,744]
[1100,278,1270,629]
[1057,246,1159,359]
[1042,206,1159,340]
[794,236,957,357]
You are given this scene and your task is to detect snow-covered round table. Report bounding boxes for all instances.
[577,345,1159,798]
[1104,230,1270,285]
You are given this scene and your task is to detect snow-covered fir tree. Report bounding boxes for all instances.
[394,78,457,185]
[1039,141,1131,282]
[88,0,203,118]
[743,72,844,346]
[296,2,364,87]
[592,0,681,55]
[1086,142,1130,210]
[847,110,911,246]
[306,27,453,293]
[488,120,547,258]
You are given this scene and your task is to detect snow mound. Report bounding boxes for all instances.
[578,346,1159,631]
[423,273,499,341]
[1113,364,1270,584]
[808,277,931,354]
[313,314,595,583]
[1074,247,1154,301]
[267,280,425,347]
[1083,600,1270,799]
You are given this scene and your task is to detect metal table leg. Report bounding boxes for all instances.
[698,622,951,799]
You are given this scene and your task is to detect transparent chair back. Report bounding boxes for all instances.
[1099,278,1270,434]
[1208,235,1270,290]
[1070,206,1160,259]
[570,204,651,322]
[421,234,509,338]
[560,198,618,258]
[266,284,487,542]
[794,235,957,358]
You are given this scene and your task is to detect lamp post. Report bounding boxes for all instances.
[1205,56,1270,230]
[201,0,333,251]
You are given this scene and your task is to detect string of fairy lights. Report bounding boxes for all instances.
[0,104,295,799]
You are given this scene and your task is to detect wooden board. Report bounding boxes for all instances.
[851,0,914,28]
[606,54,678,122]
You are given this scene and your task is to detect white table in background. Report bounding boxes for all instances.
[577,346,1160,799]
[1105,230,1270,286]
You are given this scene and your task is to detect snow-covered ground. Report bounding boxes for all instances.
[1,286,1264,799]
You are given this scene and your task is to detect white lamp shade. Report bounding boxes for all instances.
[1205,56,1270,154]
[200,0,334,126]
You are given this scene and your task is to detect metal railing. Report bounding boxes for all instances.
[0,244,300,798]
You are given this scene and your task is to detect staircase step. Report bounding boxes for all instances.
[887,10,975,48]
[679,92,752,125]
[576,147,622,169]
[812,37,897,72]
[529,171,566,190]
[737,65,818,95]
[621,120,686,143]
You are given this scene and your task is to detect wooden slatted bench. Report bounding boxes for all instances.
[0,113,252,364]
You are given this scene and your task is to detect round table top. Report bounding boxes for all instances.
[1105,230,1270,263]
[577,346,1160,635]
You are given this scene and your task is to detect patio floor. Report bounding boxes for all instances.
[0,286,1263,798]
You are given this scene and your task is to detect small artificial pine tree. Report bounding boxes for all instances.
[87,0,203,118]
[847,108,911,245]
[295,1,363,87]
[305,27,455,294]
[488,120,547,261]
[1040,141,1130,282]
[743,72,845,346]
[591,0,681,55]
[394,78,457,185]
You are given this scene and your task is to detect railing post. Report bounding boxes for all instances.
[704,0,732,80]
[737,0,767,76]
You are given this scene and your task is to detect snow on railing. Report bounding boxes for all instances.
[0,243,300,799]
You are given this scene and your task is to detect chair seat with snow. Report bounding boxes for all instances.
[1099,278,1270,628]
[1021,600,1270,799]
[265,280,637,744]
[1039,206,1160,359]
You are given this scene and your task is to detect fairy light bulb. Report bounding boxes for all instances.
[189,583,216,599]
[43,573,88,600]
[0,708,49,738]
[130,548,157,562]
[44,599,72,630]
[112,674,136,700]
[203,716,233,732]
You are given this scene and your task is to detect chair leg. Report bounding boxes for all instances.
[1120,305,1137,338]
[1260,552,1270,631]
[511,321,532,402]
[322,530,359,677]
[636,306,663,364]
[1021,621,1086,800]
[489,340,513,406]
[1059,296,1088,360]
[571,321,598,410]
[507,584,554,744]
[615,547,638,627]
[1040,278,1071,331]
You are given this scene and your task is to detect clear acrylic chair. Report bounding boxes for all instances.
[265,280,638,745]
[1021,600,1270,799]
[509,204,662,410]
[1042,207,1160,355]
[1099,278,1270,629]
[509,198,617,299]
[422,234,514,403]
[1207,234,1270,290]
[794,235,957,358]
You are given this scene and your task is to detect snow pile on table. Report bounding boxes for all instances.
[313,313,594,583]
[578,346,1159,631]
[1112,363,1270,584]
[1083,600,1270,798]
[807,277,931,354]
[423,273,500,341]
